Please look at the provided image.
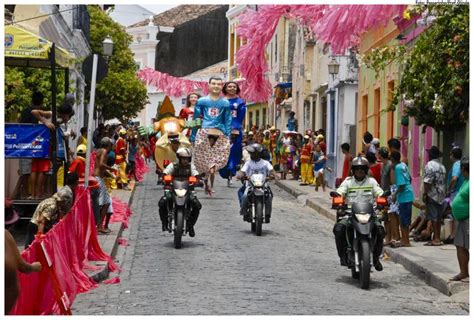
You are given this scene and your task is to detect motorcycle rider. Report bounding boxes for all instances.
[158,147,202,237]
[332,156,385,271]
[236,143,276,223]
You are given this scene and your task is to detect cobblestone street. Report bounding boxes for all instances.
[72,172,467,315]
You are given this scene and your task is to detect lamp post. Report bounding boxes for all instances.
[328,57,340,81]
[84,37,114,187]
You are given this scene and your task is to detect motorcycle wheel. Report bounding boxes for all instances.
[255,199,263,236]
[174,208,184,249]
[359,238,371,289]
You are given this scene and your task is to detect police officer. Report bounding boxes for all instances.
[158,147,202,237]
[333,156,385,271]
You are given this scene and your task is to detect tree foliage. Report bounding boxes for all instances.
[87,5,148,122]
[392,5,469,131]
[5,67,66,122]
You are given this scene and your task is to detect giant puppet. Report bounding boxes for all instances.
[191,77,232,195]
[218,81,247,184]
[153,96,191,172]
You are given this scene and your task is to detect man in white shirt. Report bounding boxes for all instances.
[236,144,277,223]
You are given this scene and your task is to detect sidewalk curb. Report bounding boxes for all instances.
[384,246,469,296]
[275,179,469,299]
[89,185,137,283]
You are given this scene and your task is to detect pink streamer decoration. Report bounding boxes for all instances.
[234,5,406,103]
[136,5,406,104]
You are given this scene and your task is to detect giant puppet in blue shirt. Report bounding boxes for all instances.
[219,96,247,179]
[190,96,232,143]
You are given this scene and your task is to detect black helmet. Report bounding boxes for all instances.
[351,156,369,175]
[247,143,263,161]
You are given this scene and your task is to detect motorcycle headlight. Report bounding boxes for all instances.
[355,213,371,224]
[250,174,265,187]
[175,189,187,197]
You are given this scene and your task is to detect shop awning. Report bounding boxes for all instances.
[5,25,72,68]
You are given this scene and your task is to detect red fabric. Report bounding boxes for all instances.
[102,277,120,285]
[342,153,352,180]
[10,187,119,315]
[118,238,129,246]
[115,138,127,164]
[318,142,327,154]
[369,163,382,185]
[110,197,133,229]
[69,158,86,178]
[134,152,149,182]
[89,150,97,174]
[179,107,194,121]
[300,143,312,164]
[31,158,51,172]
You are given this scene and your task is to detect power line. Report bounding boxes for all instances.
[5,7,78,25]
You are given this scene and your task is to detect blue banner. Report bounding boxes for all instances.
[5,124,51,158]
[57,128,66,160]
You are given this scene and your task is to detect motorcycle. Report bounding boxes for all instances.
[244,173,273,236]
[330,190,389,289]
[163,174,198,249]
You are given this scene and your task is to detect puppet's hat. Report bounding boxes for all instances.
[159,96,176,117]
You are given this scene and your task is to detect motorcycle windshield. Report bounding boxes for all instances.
[173,180,189,190]
[350,202,374,215]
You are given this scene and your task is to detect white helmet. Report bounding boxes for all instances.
[176,147,192,160]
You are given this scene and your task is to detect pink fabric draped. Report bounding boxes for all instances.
[110,197,133,229]
[134,152,149,182]
[10,187,119,315]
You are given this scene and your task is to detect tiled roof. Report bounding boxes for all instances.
[129,5,226,28]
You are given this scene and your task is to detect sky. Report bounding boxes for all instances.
[140,4,177,15]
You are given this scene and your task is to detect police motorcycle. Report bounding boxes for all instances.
[330,189,390,289]
[161,148,200,249]
[239,144,274,236]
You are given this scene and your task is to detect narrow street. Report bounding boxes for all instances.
[72,171,466,315]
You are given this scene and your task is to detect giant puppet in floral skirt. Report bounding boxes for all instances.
[193,128,230,174]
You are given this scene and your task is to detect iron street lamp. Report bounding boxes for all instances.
[328,57,340,76]
[102,36,114,57]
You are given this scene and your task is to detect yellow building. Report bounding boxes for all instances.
[358,20,400,148]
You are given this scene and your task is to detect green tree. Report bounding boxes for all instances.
[87,5,148,122]
[391,5,469,131]
[5,67,65,122]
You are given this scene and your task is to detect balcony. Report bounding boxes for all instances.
[73,5,90,42]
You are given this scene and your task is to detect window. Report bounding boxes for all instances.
[374,88,381,139]
[248,111,253,128]
[274,35,278,63]
[387,81,395,139]
[256,110,260,129]
[263,108,267,127]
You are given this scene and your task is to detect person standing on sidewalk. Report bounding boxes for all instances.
[340,143,353,182]
[390,151,414,247]
[378,147,399,246]
[423,146,446,246]
[115,129,130,190]
[299,135,313,185]
[94,137,115,234]
[450,157,469,281]
[444,146,465,244]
